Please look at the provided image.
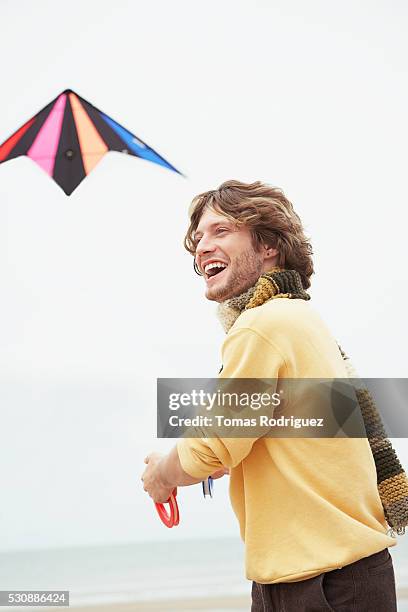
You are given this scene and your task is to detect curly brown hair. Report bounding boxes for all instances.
[184,180,314,289]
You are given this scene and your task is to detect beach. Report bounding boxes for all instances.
[50,595,251,611]
[46,590,408,611]
[48,591,408,611]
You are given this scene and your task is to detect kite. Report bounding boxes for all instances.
[0,89,182,195]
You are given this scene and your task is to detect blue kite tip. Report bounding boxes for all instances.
[173,167,187,178]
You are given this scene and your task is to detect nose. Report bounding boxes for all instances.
[195,234,217,271]
[195,234,217,258]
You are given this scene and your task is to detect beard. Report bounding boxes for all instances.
[205,247,264,302]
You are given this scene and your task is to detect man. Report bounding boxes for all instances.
[142,180,397,611]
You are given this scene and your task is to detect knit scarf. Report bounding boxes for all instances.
[217,267,408,536]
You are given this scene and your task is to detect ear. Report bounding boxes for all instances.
[263,245,279,260]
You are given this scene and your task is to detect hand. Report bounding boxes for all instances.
[141,452,176,504]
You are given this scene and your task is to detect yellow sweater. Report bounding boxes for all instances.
[177,298,396,584]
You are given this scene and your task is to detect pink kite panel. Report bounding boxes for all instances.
[27,94,67,176]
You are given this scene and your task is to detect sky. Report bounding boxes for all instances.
[0,0,407,552]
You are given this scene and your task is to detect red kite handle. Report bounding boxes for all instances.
[154,490,179,528]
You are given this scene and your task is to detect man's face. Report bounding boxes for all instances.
[193,208,268,302]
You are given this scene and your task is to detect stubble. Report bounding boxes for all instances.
[206,247,264,302]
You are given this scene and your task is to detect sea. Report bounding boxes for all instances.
[1,536,408,611]
[0,537,248,610]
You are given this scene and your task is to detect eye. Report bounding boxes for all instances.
[216,227,228,235]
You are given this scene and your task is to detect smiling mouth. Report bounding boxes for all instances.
[205,264,228,282]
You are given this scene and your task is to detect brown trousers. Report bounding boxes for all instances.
[251,547,397,611]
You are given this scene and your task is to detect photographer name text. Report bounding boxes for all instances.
[168,414,324,429]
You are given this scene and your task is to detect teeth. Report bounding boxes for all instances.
[204,262,227,274]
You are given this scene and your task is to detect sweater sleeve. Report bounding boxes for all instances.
[177,327,286,479]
